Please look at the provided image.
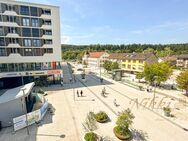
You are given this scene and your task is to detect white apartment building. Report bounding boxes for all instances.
[0,0,62,88]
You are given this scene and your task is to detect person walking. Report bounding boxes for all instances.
[114,99,117,106]
[61,80,63,87]
[80,90,83,97]
[77,90,79,97]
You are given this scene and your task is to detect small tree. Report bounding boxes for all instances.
[103,61,112,72]
[176,69,188,95]
[82,112,97,132]
[136,72,144,82]
[116,109,134,131]
[111,62,119,70]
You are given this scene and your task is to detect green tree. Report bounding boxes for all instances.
[111,62,119,70]
[143,62,172,85]
[136,72,144,82]
[176,70,188,95]
[103,61,112,72]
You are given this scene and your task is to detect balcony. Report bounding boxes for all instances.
[6,33,20,38]
[3,11,18,16]
[0,22,19,27]
[7,43,21,48]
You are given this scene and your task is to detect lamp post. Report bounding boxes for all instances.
[21,88,29,135]
[152,77,157,109]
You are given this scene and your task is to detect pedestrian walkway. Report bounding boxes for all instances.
[61,62,73,84]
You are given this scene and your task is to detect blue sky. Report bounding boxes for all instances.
[18,0,188,45]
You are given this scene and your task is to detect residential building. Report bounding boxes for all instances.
[82,52,109,68]
[176,54,188,69]
[0,0,62,88]
[108,53,158,73]
[159,55,177,66]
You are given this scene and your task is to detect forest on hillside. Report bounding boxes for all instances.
[61,44,188,60]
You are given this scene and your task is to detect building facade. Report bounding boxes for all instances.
[176,54,188,69]
[0,0,62,88]
[108,53,158,73]
[82,52,109,68]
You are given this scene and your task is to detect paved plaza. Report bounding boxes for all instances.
[0,64,188,141]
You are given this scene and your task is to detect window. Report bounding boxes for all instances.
[0,48,6,56]
[0,4,2,13]
[8,5,15,11]
[23,39,31,46]
[46,48,53,53]
[0,15,2,21]
[33,39,41,47]
[9,38,18,44]
[24,48,33,56]
[44,30,52,35]
[43,9,51,15]
[30,7,38,16]
[32,28,39,37]
[8,27,16,33]
[20,6,29,15]
[7,16,16,22]
[133,60,136,63]
[45,39,52,44]
[0,38,5,46]
[0,27,4,36]
[44,20,51,25]
[22,18,30,26]
[31,18,39,27]
[128,64,131,69]
[139,60,143,64]
[22,28,31,37]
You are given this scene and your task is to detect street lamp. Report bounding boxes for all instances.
[152,77,157,109]
[21,88,29,135]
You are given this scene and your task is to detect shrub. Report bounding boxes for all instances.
[95,111,108,122]
[163,107,171,113]
[84,132,97,141]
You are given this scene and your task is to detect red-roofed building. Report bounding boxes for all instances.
[82,52,109,67]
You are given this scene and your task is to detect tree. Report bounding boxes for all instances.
[136,72,144,82]
[111,62,119,70]
[176,70,188,95]
[143,62,172,85]
[103,61,112,72]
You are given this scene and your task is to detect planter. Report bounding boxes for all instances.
[96,117,108,123]
[95,111,109,123]
[113,127,130,140]
[164,111,171,117]
[84,132,102,141]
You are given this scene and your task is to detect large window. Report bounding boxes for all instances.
[22,18,30,26]
[0,48,6,56]
[30,7,38,16]
[22,28,31,37]
[0,4,2,13]
[7,16,16,22]
[31,18,39,27]
[33,39,41,47]
[20,6,29,15]
[24,48,33,56]
[0,38,5,46]
[8,27,16,33]
[23,38,31,47]
[32,28,39,37]
[42,9,51,15]
[0,15,2,21]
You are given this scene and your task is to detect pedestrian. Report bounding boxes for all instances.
[113,99,117,106]
[103,87,106,94]
[61,80,63,87]
[80,90,83,97]
[77,90,79,97]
